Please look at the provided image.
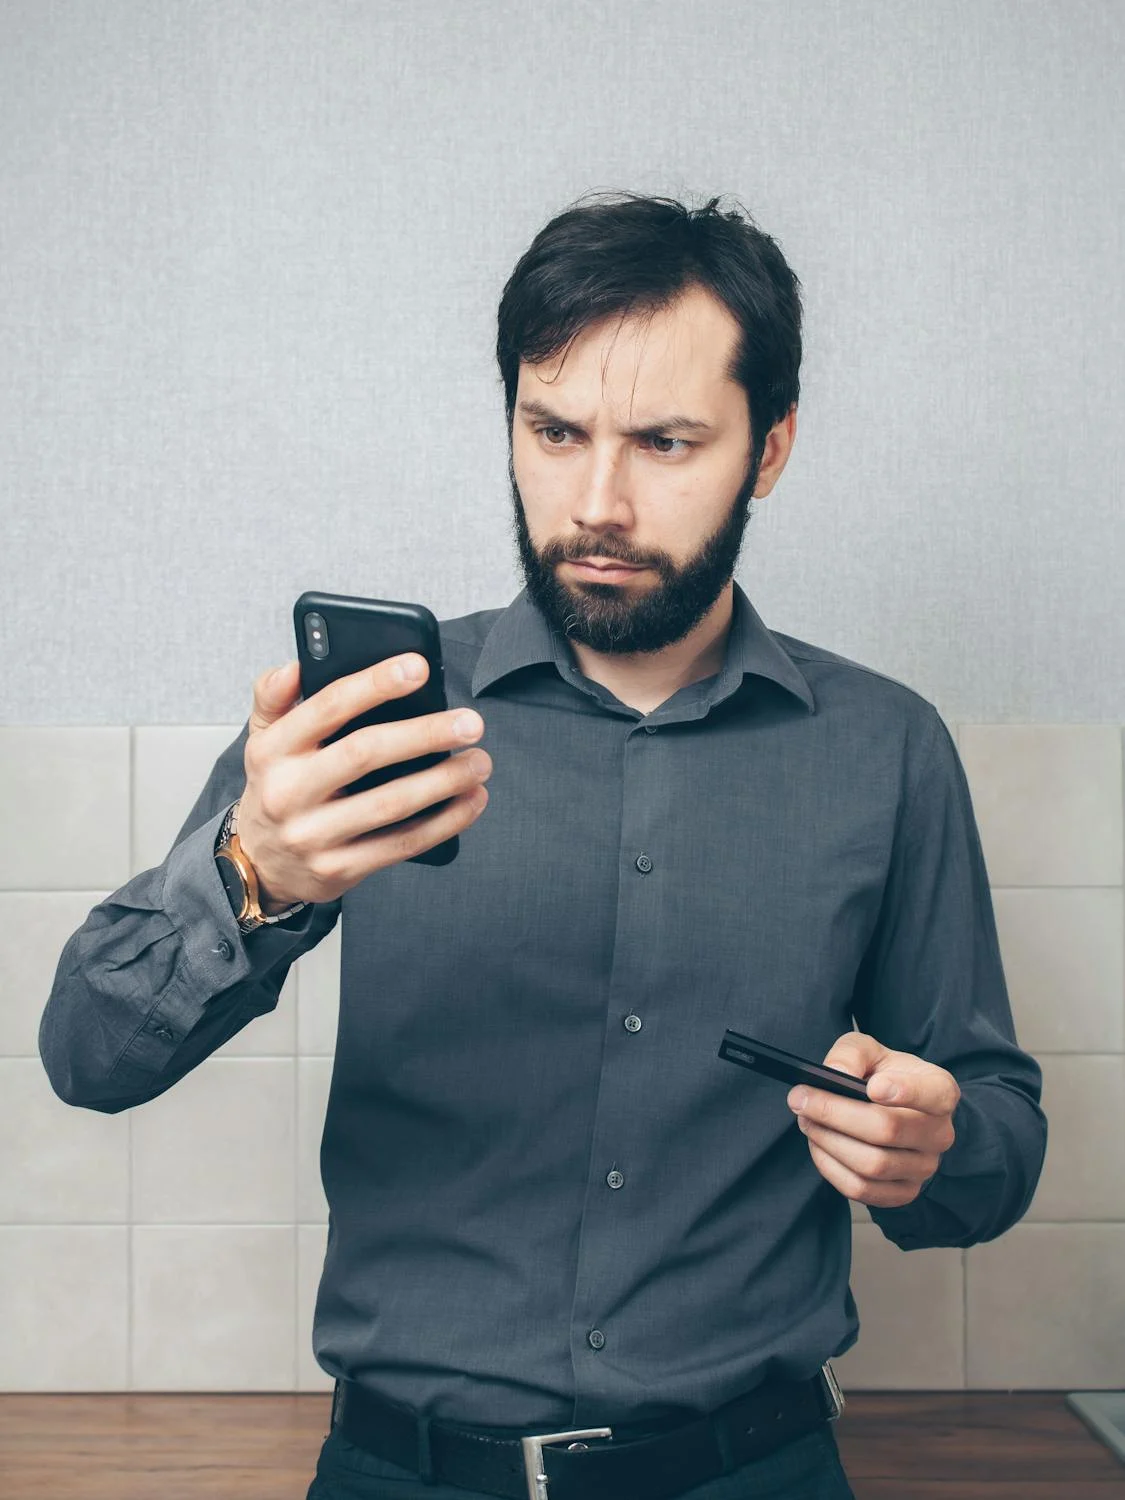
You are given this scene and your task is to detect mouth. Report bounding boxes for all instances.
[568,558,648,582]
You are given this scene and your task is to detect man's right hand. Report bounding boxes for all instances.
[234,654,492,910]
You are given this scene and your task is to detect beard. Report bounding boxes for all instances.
[508,446,761,655]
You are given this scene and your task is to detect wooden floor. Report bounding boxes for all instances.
[1,1392,1123,1498]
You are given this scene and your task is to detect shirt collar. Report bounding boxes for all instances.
[471,581,815,716]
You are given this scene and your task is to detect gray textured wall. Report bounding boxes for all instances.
[2,0,1122,727]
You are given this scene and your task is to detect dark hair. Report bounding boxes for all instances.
[496,190,803,474]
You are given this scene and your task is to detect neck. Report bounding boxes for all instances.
[567,580,736,716]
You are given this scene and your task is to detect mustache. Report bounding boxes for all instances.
[541,539,657,569]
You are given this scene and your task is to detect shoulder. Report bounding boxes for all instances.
[773,629,947,770]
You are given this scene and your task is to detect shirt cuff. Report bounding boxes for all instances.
[162,806,323,1003]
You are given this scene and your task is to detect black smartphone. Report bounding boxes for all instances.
[293,590,459,867]
[718,1029,870,1101]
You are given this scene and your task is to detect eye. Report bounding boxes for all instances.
[646,434,690,455]
[533,426,692,456]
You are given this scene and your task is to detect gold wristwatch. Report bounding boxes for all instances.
[214,801,308,933]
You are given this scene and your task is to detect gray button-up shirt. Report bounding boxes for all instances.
[40,582,1047,1429]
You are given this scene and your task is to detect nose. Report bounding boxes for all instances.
[569,447,635,534]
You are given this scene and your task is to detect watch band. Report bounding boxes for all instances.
[214,801,308,932]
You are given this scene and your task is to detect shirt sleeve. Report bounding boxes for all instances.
[38,720,341,1114]
[850,709,1048,1250]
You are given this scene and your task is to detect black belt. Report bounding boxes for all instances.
[330,1362,845,1500]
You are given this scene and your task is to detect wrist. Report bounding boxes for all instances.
[214,801,307,930]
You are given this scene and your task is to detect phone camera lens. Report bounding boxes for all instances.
[304,612,329,659]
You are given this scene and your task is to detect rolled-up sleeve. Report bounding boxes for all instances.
[851,710,1048,1249]
[38,721,340,1113]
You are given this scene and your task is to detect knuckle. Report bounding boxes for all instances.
[873,1114,899,1148]
[871,1151,897,1180]
[341,728,371,773]
[256,779,286,826]
[391,821,426,864]
[244,733,267,776]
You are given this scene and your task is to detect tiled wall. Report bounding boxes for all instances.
[1,720,1122,1393]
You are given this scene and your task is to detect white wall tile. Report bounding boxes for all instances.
[959,725,1123,887]
[296,919,342,1056]
[0,1060,130,1223]
[0,1226,128,1390]
[1021,1055,1125,1221]
[0,729,130,890]
[966,1224,1125,1387]
[993,888,1125,1054]
[832,1227,964,1390]
[132,1225,295,1390]
[132,725,244,875]
[298,1222,334,1392]
[0,891,113,1055]
[132,1058,295,1224]
[297,1058,333,1224]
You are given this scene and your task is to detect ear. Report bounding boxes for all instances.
[752,406,797,498]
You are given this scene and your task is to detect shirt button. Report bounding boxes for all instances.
[606,1170,624,1189]
[635,853,653,874]
[644,724,657,734]
[588,1329,606,1350]
[215,937,235,961]
[623,1014,642,1033]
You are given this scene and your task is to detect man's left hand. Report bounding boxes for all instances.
[787,1032,961,1208]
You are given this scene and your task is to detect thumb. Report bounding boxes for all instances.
[822,1031,890,1086]
[249,660,301,734]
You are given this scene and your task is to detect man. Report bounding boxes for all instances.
[41,191,1046,1500]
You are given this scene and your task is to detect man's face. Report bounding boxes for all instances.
[509,283,762,655]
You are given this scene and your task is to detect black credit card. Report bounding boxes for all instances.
[718,1028,870,1101]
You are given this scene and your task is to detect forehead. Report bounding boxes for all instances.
[517,283,743,418]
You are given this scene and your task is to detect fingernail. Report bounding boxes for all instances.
[789,1088,809,1111]
[454,711,483,739]
[396,655,426,681]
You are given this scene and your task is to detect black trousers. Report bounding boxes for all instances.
[306,1419,857,1500]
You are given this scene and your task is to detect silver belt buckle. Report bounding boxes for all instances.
[820,1359,846,1421]
[520,1425,613,1500]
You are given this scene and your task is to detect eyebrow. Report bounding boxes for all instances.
[516,399,715,437]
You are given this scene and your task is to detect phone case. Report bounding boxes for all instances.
[293,590,459,866]
[718,1029,870,1100]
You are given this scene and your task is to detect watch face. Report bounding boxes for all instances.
[215,851,246,918]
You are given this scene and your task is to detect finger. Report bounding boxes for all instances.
[798,1117,938,1183]
[865,1069,962,1117]
[270,653,436,758]
[305,703,486,805]
[789,1088,923,1149]
[311,745,492,844]
[804,1137,924,1208]
[249,660,304,736]
[337,781,489,880]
